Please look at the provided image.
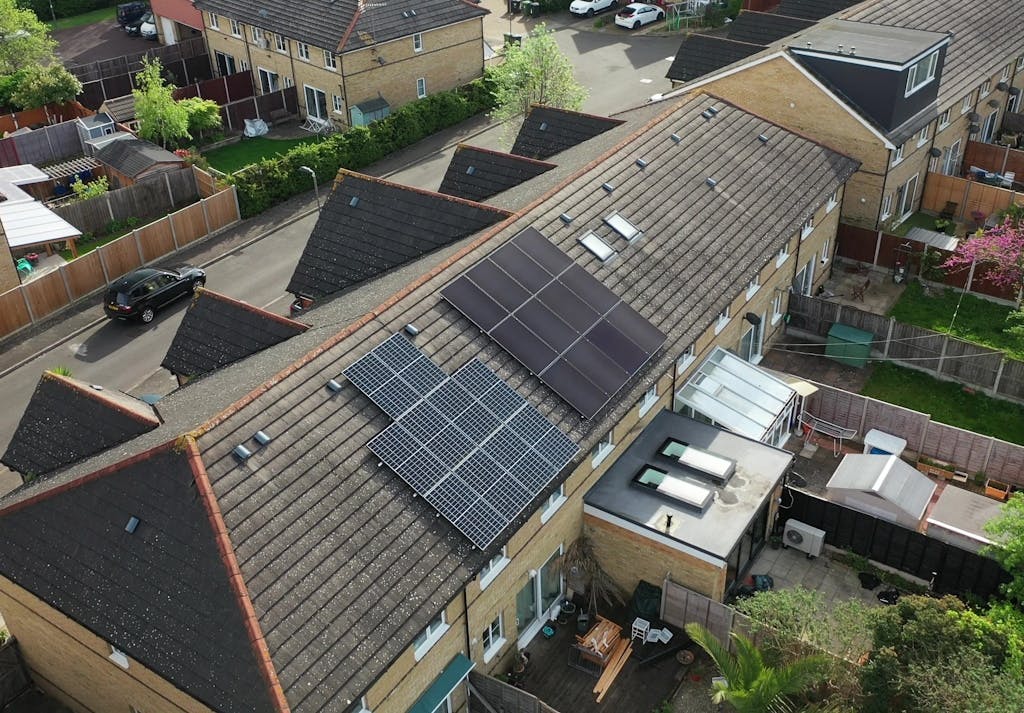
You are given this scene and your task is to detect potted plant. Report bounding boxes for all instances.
[985,478,1011,501]
[916,456,956,480]
[555,533,625,623]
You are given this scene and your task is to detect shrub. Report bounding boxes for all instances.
[227,79,495,217]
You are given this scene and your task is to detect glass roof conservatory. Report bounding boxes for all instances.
[674,347,797,447]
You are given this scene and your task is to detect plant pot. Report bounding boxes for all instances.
[985,479,1011,501]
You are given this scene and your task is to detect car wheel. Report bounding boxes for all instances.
[140,307,155,324]
[192,278,205,293]
[587,8,594,15]
[657,10,664,19]
[632,20,640,28]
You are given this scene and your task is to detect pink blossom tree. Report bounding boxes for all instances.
[943,217,1024,304]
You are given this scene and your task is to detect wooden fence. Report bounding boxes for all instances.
[0,639,30,707]
[468,672,561,713]
[962,139,1024,182]
[660,577,756,651]
[0,169,238,339]
[54,167,199,236]
[919,171,1023,221]
[787,293,1024,400]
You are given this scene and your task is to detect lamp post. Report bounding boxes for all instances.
[299,166,320,212]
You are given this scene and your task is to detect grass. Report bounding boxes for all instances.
[888,281,1023,360]
[47,7,116,31]
[862,363,1024,445]
[203,136,321,174]
[59,232,125,261]
[889,211,941,237]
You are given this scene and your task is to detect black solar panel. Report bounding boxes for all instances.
[441,228,667,418]
[343,334,579,549]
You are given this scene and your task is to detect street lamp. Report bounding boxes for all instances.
[298,165,320,212]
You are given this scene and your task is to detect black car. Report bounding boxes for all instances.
[104,266,206,323]
[125,10,153,35]
[116,2,148,27]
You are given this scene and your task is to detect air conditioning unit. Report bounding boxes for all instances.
[783,519,826,559]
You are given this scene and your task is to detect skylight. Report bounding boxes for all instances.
[634,466,713,512]
[604,212,641,242]
[578,232,615,262]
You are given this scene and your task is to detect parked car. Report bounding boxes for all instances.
[614,3,664,29]
[139,14,158,40]
[125,10,153,35]
[116,1,148,27]
[104,266,206,323]
[569,0,618,17]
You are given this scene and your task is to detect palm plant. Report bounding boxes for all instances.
[685,622,830,713]
[555,534,624,616]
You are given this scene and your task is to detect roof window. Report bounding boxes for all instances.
[603,211,641,242]
[578,232,615,262]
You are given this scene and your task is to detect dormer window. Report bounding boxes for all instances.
[905,50,938,97]
[980,79,991,97]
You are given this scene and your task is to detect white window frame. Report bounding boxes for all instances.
[591,431,614,468]
[283,76,294,89]
[881,192,893,220]
[821,236,831,264]
[938,108,950,129]
[898,173,919,221]
[714,305,731,335]
[274,33,287,53]
[745,274,761,299]
[324,50,337,70]
[638,384,659,417]
[479,547,509,589]
[771,291,785,325]
[413,611,449,661]
[333,94,343,114]
[826,190,839,212]
[297,42,310,61]
[354,697,372,713]
[417,77,427,99]
[677,344,696,374]
[800,215,814,239]
[904,51,938,97]
[1002,65,1011,81]
[1018,56,1024,71]
[109,646,129,669]
[240,59,250,71]
[251,26,262,44]
[980,79,991,97]
[482,614,506,664]
[540,484,567,523]
[209,13,219,30]
[230,19,241,37]
[961,94,972,114]
[413,32,423,52]
[891,142,905,166]
[917,123,930,147]
[776,242,790,267]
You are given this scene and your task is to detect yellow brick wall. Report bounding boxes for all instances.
[0,578,215,713]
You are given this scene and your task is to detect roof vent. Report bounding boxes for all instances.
[701,110,714,120]
[849,46,855,55]
[706,177,717,188]
[233,444,253,461]
[601,182,614,193]
[466,165,476,176]
[125,516,140,534]
[806,42,812,49]
[410,9,416,15]
[560,212,574,224]
[706,107,718,116]
[539,121,548,131]
[757,133,769,143]
[90,384,104,391]
[635,158,648,169]
[837,44,843,53]
[254,430,272,446]
[327,379,343,392]
[349,196,359,207]
[259,8,268,17]
[404,323,420,337]
[670,133,681,143]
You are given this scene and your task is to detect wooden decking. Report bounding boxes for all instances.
[517,609,687,712]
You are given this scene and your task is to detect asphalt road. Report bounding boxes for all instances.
[0,18,682,492]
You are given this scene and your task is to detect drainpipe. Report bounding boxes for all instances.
[462,589,472,662]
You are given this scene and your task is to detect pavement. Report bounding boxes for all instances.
[751,545,881,608]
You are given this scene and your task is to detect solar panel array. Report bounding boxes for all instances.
[441,227,667,419]
[344,334,579,549]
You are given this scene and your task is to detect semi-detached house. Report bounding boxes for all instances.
[193,0,488,129]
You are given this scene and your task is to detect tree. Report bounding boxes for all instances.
[942,217,1024,304]
[9,65,81,109]
[684,622,830,713]
[0,0,55,75]
[485,23,587,144]
[984,492,1024,605]
[179,97,222,141]
[69,175,108,202]
[133,57,189,148]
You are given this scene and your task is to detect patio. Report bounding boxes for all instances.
[821,263,906,314]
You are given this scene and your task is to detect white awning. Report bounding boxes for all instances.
[0,164,49,185]
[0,200,81,249]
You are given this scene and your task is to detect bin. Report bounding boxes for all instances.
[510,0,521,12]
[825,322,872,368]
[503,32,523,47]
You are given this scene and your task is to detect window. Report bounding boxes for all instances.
[980,79,991,97]
[938,108,950,128]
[482,615,505,663]
[905,50,938,96]
[638,384,659,417]
[230,19,241,37]
[297,42,310,61]
[283,76,294,88]
[897,173,919,220]
[961,94,972,113]
[413,611,449,660]
[821,236,830,264]
[943,138,961,175]
[891,142,905,166]
[746,274,760,299]
[714,305,730,335]
[109,646,129,669]
[354,698,372,713]
[1002,65,1011,81]
[333,94,343,114]
[240,59,250,71]
[305,85,328,120]
[251,26,262,44]
[1018,56,1024,71]
[413,32,423,52]
[214,50,236,77]
[479,547,509,589]
[540,484,566,523]
[800,215,814,239]
[324,50,337,70]
[591,431,614,468]
[274,33,287,53]
[417,77,427,99]
[771,290,785,325]
[209,13,219,30]
[257,67,279,93]
[677,344,696,374]
[776,242,790,267]
[579,233,615,262]
[826,189,838,212]
[880,192,893,220]
[917,123,930,146]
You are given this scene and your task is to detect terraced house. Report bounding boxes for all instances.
[194,0,488,128]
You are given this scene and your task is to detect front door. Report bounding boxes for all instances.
[515,547,563,647]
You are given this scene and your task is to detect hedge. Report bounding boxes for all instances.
[226,78,496,218]
[20,0,118,21]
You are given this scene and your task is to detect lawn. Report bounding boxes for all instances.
[47,7,115,31]
[888,281,1023,360]
[203,137,321,174]
[889,211,941,237]
[862,363,1024,445]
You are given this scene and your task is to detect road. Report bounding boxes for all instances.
[0,19,682,490]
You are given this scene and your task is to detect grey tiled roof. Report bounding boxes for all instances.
[0,446,278,713]
[100,95,136,123]
[285,171,511,299]
[727,11,814,45]
[667,35,764,83]
[776,0,860,20]
[162,290,309,379]
[193,0,487,54]
[96,137,183,178]
[438,145,556,202]
[511,105,625,161]
[1,373,158,478]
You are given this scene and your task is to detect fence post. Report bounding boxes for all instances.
[919,420,929,457]
[58,265,73,303]
[982,437,994,475]
[164,172,174,205]
[97,247,110,284]
[19,286,35,324]
[105,193,115,222]
[991,357,1006,396]
[936,335,949,375]
[873,230,882,266]
[231,185,241,222]
[168,211,180,250]
[133,229,145,265]
[883,317,895,358]
[858,397,868,435]
[200,197,212,235]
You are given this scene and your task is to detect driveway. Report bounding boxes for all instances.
[54,19,154,66]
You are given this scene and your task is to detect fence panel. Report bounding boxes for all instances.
[137,221,175,262]
[835,223,877,264]
[987,439,1024,482]
[939,338,1002,387]
[169,203,207,246]
[995,359,1024,401]
[98,234,142,278]
[63,251,106,299]
[22,271,70,318]
[963,140,1024,180]
[922,422,991,474]
[193,165,218,197]
[0,290,31,333]
[468,671,544,713]
[55,196,112,236]
[0,640,30,706]
[204,189,239,231]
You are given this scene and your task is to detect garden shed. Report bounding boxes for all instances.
[826,454,937,529]
[925,485,1003,554]
[350,97,390,127]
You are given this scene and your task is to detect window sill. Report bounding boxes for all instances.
[479,557,510,590]
[748,354,764,366]
[638,398,658,418]
[771,313,783,326]
[826,201,837,213]
[413,623,450,661]
[745,285,760,301]
[676,357,695,375]
[540,495,567,524]
[109,650,129,669]
[714,318,729,336]
[800,228,813,240]
[483,638,507,664]
[776,254,789,268]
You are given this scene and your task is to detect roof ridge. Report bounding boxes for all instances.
[337,7,361,52]
[453,144,558,168]
[43,371,160,426]
[198,289,310,332]
[335,169,514,216]
[526,104,627,126]
[184,437,291,713]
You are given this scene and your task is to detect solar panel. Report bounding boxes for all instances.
[441,228,667,418]
[344,334,579,549]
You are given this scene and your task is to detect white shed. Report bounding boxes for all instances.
[926,486,1004,554]
[826,454,937,529]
